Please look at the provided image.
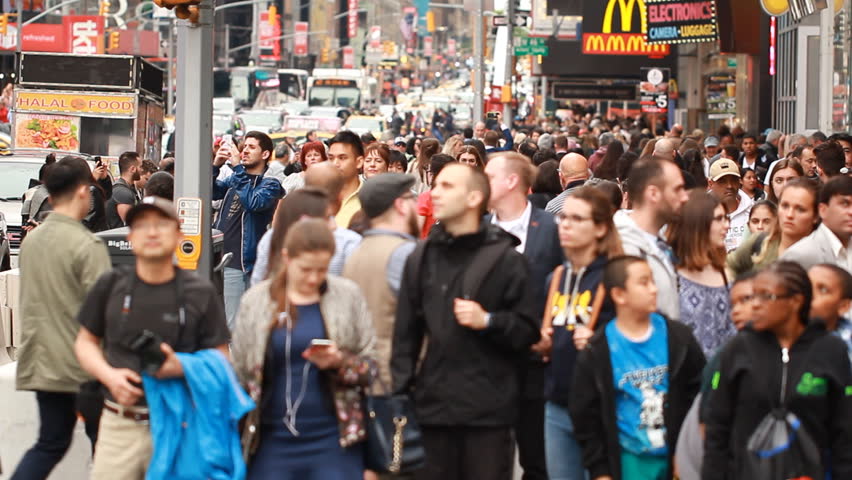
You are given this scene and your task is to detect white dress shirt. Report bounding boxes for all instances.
[821,223,852,271]
[492,201,533,253]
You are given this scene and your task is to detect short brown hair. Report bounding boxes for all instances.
[458,163,491,216]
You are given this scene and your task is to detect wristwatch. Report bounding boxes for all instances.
[483,312,492,329]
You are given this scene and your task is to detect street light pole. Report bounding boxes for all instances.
[503,0,514,122]
[473,0,484,124]
[174,0,213,279]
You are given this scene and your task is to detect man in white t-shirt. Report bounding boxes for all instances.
[708,158,753,252]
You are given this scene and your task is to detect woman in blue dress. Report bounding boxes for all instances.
[232,218,375,480]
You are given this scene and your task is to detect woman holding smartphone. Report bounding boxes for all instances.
[231,219,376,480]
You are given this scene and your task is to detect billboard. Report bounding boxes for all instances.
[639,67,670,114]
[64,16,104,55]
[581,0,670,56]
[645,0,718,45]
[294,22,308,56]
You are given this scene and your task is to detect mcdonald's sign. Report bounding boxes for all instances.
[582,0,671,56]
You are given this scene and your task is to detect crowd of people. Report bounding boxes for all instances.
[6,114,852,480]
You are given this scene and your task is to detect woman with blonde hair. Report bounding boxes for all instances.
[232,218,375,479]
[442,134,464,157]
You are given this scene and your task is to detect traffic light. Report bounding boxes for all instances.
[268,5,277,25]
[321,48,330,63]
[0,15,7,35]
[153,0,200,22]
[108,31,119,51]
[98,0,110,15]
[426,10,435,33]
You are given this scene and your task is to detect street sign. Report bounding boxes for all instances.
[447,38,456,57]
[552,83,637,101]
[347,0,358,39]
[492,16,508,27]
[294,22,308,57]
[514,36,548,55]
[342,45,355,68]
[423,36,433,57]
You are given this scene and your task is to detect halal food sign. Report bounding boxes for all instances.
[582,0,671,57]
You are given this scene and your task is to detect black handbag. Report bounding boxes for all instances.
[365,373,426,474]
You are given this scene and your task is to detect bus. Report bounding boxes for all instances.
[229,66,279,109]
[278,68,309,100]
[307,69,366,110]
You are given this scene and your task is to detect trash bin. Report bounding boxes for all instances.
[95,228,227,295]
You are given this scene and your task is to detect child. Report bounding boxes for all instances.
[808,263,852,364]
[569,256,706,480]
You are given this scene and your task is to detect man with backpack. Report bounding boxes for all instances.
[105,152,141,229]
[391,163,540,480]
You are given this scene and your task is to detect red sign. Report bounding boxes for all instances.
[447,38,456,56]
[342,45,355,68]
[259,11,281,61]
[294,21,308,56]
[423,35,433,57]
[368,26,381,49]
[347,0,359,38]
[63,16,104,55]
[0,23,66,52]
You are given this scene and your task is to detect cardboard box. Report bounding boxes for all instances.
[0,305,10,348]
[5,269,20,312]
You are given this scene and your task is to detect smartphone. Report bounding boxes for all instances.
[486,111,499,120]
[94,156,103,167]
[310,338,334,348]
[221,134,234,150]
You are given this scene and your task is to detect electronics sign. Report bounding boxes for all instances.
[645,0,718,45]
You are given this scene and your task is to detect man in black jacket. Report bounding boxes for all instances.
[569,256,705,480]
[392,163,541,480]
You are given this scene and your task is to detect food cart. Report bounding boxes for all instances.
[12,53,165,164]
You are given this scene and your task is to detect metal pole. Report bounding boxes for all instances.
[175,0,213,279]
[502,0,514,122]
[166,18,175,116]
[224,23,230,67]
[818,6,833,133]
[250,1,260,63]
[541,75,547,118]
[473,0,484,124]
[15,0,22,54]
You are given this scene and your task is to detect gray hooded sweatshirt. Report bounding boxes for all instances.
[614,210,680,320]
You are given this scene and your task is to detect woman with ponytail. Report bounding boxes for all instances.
[231,218,376,479]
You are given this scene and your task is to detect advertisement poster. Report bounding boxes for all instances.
[15,90,137,117]
[294,22,308,56]
[640,67,670,114]
[706,72,736,119]
[15,113,80,151]
[645,0,718,45]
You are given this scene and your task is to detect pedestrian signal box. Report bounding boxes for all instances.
[175,197,203,271]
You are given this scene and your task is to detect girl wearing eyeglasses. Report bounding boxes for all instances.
[702,261,852,480]
[537,186,623,479]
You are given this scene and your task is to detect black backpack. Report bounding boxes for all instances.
[742,346,823,480]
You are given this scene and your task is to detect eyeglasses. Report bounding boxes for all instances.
[554,213,593,225]
[752,292,795,302]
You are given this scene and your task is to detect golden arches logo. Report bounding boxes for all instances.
[602,0,647,34]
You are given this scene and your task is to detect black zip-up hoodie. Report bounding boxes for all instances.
[568,315,705,480]
[702,322,852,480]
[391,222,540,427]
[544,255,616,407]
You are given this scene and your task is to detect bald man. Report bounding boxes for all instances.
[653,138,677,162]
[545,153,590,214]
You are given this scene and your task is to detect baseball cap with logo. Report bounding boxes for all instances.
[709,158,742,182]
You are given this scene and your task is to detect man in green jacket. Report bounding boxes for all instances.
[12,156,111,480]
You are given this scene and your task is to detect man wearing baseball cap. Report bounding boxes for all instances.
[702,136,721,177]
[708,159,753,251]
[75,197,230,479]
[343,174,418,395]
